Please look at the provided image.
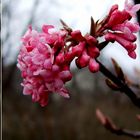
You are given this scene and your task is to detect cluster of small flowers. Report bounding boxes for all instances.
[17,24,100,106]
[98,0,140,58]
[66,30,100,72]
[17,25,73,106]
[17,0,140,106]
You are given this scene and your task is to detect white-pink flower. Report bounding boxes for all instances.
[17,25,72,106]
[102,0,140,59]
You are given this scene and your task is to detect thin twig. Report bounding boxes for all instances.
[96,109,140,139]
[97,60,140,108]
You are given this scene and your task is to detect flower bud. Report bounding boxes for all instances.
[71,30,85,41]
[55,52,65,65]
[72,42,85,56]
[87,46,100,58]
[128,51,136,59]
[76,51,90,68]
[88,59,99,73]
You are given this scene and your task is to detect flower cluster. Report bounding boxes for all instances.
[17,26,72,106]
[17,0,140,106]
[17,25,100,106]
[97,0,140,59]
[66,30,100,72]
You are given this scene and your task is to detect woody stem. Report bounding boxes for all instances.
[97,59,140,108]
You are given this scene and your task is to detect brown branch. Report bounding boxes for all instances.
[96,109,140,139]
[97,60,140,108]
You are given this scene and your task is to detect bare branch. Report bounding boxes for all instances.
[96,109,140,139]
[97,59,140,108]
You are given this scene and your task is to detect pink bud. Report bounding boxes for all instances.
[128,51,136,59]
[76,51,90,68]
[26,45,33,52]
[88,59,99,73]
[65,51,75,63]
[87,46,100,58]
[21,26,32,44]
[107,10,130,28]
[52,65,60,73]
[105,32,136,52]
[71,30,85,41]
[85,34,97,45]
[39,92,49,107]
[59,70,72,82]
[124,0,140,17]
[44,59,52,69]
[104,32,115,42]
[125,22,140,33]
[42,25,54,33]
[108,4,118,16]
[72,42,85,56]
[58,87,70,98]
[23,83,32,95]
[55,52,65,65]
[117,32,136,42]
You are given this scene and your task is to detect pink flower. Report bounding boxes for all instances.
[17,0,140,107]
[124,0,140,17]
[17,25,72,106]
[88,59,99,73]
[105,32,136,59]
[101,0,140,59]
[104,0,140,28]
[70,30,100,72]
[22,77,49,107]
[76,50,90,68]
[103,4,130,29]
[112,21,140,41]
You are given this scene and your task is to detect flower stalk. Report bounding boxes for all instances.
[97,59,140,108]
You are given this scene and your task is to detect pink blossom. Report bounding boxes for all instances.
[88,59,99,73]
[101,0,140,59]
[71,30,85,41]
[105,32,136,59]
[104,4,130,29]
[76,50,90,68]
[124,0,140,17]
[70,30,100,72]
[17,25,72,106]
[106,9,131,28]
[17,0,140,107]
[128,51,136,59]
[112,21,140,41]
[22,77,49,107]
[105,0,140,28]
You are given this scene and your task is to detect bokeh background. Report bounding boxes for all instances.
[2,0,140,140]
